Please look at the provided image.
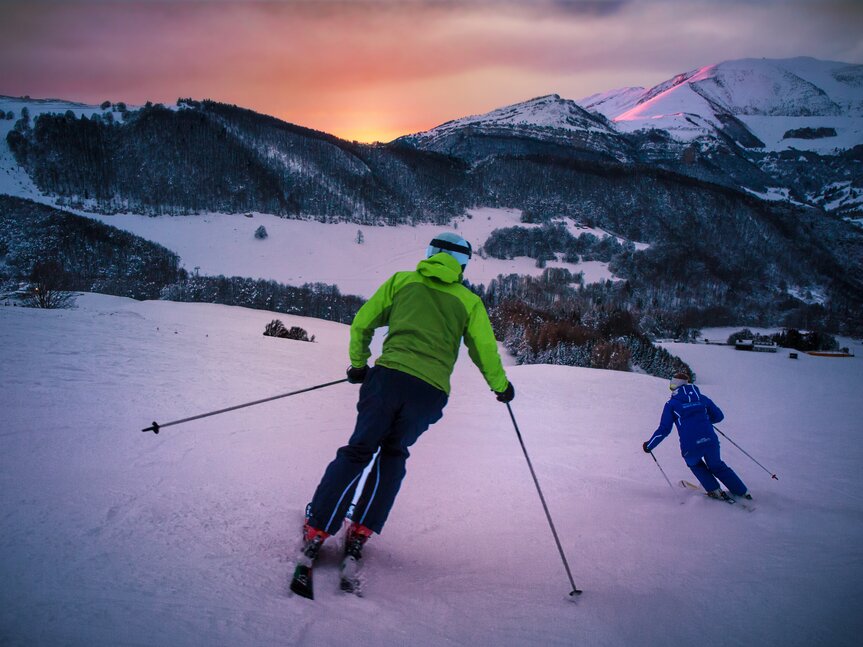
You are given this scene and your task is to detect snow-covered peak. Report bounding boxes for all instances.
[578,57,863,152]
[407,93,616,144]
[689,58,860,117]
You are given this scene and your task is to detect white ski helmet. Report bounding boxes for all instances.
[426,232,472,270]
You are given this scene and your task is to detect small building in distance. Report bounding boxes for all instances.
[734,339,778,353]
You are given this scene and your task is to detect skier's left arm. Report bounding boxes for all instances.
[703,396,725,425]
[463,300,510,394]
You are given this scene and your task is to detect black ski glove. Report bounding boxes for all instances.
[346,365,369,384]
[642,441,651,453]
[495,382,515,403]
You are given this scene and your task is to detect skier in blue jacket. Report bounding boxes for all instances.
[643,372,750,500]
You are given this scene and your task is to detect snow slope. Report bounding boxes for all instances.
[84,207,622,298]
[2,294,862,646]
[578,86,645,121]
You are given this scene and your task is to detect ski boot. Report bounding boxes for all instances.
[707,489,734,503]
[340,522,373,594]
[290,523,329,599]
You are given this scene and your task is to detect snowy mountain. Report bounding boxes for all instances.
[1,293,862,645]
[395,58,863,218]
[401,93,631,162]
[412,94,615,138]
[576,58,863,215]
[581,57,863,152]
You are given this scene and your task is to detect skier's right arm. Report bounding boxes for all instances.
[644,402,674,451]
[348,274,396,367]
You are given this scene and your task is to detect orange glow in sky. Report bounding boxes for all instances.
[1,1,861,143]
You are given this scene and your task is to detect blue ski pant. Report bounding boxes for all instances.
[307,366,448,535]
[684,441,747,496]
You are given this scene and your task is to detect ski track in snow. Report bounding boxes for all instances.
[2,295,863,646]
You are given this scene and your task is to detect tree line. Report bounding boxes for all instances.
[468,270,693,379]
[478,219,863,337]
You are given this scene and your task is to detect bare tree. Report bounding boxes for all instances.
[24,259,76,309]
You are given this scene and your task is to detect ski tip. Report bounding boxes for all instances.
[290,565,315,600]
[290,580,314,600]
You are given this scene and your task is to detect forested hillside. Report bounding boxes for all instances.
[478,201,863,335]
[6,101,467,223]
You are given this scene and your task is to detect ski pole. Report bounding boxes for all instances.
[647,450,681,499]
[506,403,582,597]
[141,378,349,434]
[714,426,779,480]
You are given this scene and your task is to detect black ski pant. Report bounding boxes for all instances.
[307,365,448,535]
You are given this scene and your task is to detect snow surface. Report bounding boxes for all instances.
[2,294,862,646]
[84,208,621,297]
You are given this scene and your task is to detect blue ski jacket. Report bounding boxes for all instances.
[644,384,724,458]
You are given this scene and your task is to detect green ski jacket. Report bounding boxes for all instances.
[349,252,509,395]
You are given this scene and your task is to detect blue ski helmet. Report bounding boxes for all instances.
[426,232,472,270]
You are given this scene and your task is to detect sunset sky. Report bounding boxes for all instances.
[1,0,861,143]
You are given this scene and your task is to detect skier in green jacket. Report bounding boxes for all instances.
[300,232,513,572]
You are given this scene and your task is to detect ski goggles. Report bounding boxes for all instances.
[427,238,472,268]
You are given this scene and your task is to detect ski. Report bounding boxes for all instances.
[728,495,756,512]
[680,480,755,512]
[290,559,315,600]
